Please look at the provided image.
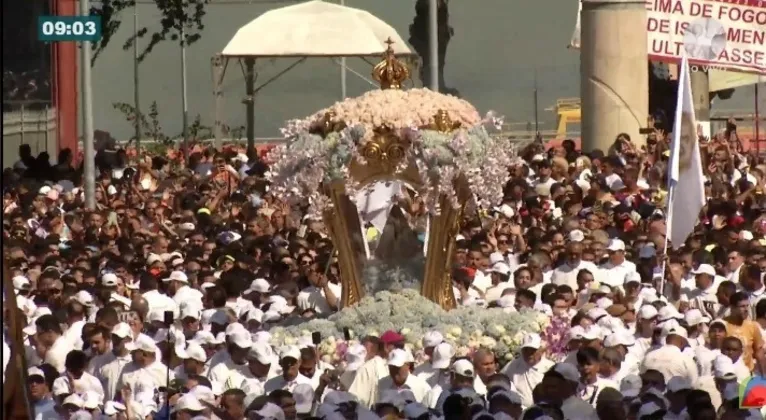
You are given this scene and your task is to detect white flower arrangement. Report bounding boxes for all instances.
[269,289,545,364]
[266,89,514,218]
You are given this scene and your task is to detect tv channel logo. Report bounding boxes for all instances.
[739,375,766,408]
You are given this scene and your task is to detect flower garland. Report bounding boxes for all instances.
[266,89,514,217]
[269,290,549,367]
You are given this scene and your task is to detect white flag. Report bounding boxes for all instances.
[666,55,706,250]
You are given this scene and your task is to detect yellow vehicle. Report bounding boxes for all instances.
[548,97,581,138]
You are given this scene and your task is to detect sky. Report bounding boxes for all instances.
[88,0,763,141]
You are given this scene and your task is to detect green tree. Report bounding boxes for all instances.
[91,0,207,63]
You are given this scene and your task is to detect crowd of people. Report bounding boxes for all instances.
[2,126,766,420]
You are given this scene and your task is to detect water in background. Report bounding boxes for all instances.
[90,0,758,141]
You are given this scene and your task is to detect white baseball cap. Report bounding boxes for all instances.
[111,322,132,339]
[606,239,626,252]
[683,309,709,326]
[658,306,683,322]
[581,325,603,341]
[620,374,642,398]
[146,253,163,266]
[690,264,716,277]
[293,383,315,414]
[552,363,580,382]
[248,342,277,365]
[431,342,455,369]
[101,273,120,287]
[246,308,264,324]
[179,302,202,320]
[279,345,301,361]
[638,305,659,320]
[387,349,410,367]
[568,230,585,242]
[713,354,737,379]
[567,326,586,342]
[12,276,30,291]
[171,394,206,413]
[247,278,271,294]
[661,323,688,340]
[423,331,444,348]
[450,359,475,378]
[521,334,542,350]
[163,271,189,283]
[72,291,94,307]
[125,335,158,353]
[63,394,85,408]
[176,343,207,363]
[587,308,608,322]
[229,331,253,349]
[224,322,247,336]
[667,376,692,393]
[489,262,511,276]
[604,330,635,347]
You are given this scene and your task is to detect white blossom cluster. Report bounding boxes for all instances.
[268,289,549,366]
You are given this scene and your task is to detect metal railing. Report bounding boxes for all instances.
[2,100,57,169]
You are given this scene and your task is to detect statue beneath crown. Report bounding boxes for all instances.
[267,39,514,310]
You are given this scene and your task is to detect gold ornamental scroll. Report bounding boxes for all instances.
[323,182,365,308]
[421,177,470,310]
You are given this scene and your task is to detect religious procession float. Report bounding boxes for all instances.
[265,40,550,365]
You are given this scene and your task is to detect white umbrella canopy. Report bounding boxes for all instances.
[221,0,413,57]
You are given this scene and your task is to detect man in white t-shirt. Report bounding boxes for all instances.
[34,314,74,373]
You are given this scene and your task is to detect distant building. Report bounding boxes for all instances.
[2,0,77,169]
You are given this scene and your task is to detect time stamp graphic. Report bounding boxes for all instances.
[38,16,102,42]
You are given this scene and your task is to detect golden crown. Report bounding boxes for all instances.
[372,38,410,90]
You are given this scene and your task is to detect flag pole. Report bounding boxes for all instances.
[658,182,675,298]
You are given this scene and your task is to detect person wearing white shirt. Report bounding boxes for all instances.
[164,271,204,307]
[414,341,452,388]
[34,314,74,374]
[501,334,553,409]
[28,366,57,420]
[725,249,746,283]
[174,342,210,381]
[695,320,726,377]
[602,329,639,382]
[296,274,342,316]
[575,347,618,407]
[62,296,89,351]
[551,243,601,291]
[427,359,480,411]
[116,334,173,397]
[208,331,254,390]
[141,279,178,316]
[684,264,724,320]
[598,239,636,288]
[632,305,659,362]
[376,349,431,405]
[239,341,277,396]
[263,346,314,393]
[641,323,698,386]
[349,331,405,408]
[664,376,693,420]
[721,336,752,382]
[542,363,597,419]
[484,262,512,304]
[51,349,104,401]
[296,345,334,390]
[95,323,134,402]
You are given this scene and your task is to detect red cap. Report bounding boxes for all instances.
[380,330,405,344]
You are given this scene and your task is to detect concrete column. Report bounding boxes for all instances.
[580,0,648,152]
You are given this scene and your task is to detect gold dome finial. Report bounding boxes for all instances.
[372,38,410,90]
